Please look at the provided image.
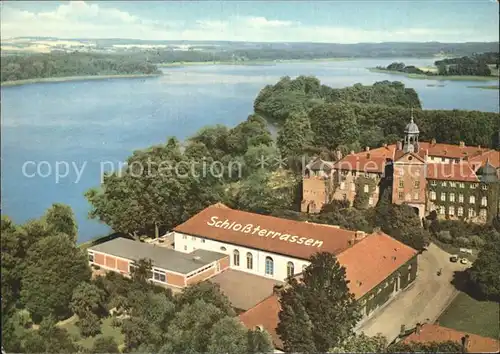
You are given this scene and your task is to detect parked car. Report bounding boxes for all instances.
[450,255,458,262]
[460,258,468,265]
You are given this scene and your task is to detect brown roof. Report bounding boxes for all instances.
[239,294,283,349]
[336,232,418,299]
[173,205,357,260]
[209,269,284,311]
[468,150,500,170]
[334,153,388,174]
[403,324,500,353]
[238,232,418,348]
[420,142,492,159]
[426,163,479,182]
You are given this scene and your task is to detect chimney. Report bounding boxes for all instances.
[431,138,436,146]
[383,143,388,148]
[478,145,482,151]
[193,256,201,261]
[335,150,343,161]
[350,150,355,155]
[415,323,422,335]
[373,227,382,233]
[462,334,470,352]
[396,141,402,150]
[366,146,370,152]
[367,152,371,159]
[459,141,465,148]
[400,324,406,336]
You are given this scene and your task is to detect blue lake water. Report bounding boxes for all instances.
[1,58,499,242]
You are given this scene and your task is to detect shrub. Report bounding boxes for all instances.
[437,231,452,243]
[469,235,486,248]
[455,236,471,247]
[111,316,122,328]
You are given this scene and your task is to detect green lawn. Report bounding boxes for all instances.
[59,315,125,350]
[438,291,500,339]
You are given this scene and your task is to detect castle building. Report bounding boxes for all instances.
[302,113,500,223]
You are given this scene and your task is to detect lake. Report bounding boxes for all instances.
[1,58,498,242]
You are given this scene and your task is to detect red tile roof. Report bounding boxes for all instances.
[419,142,490,159]
[334,154,388,174]
[239,232,418,348]
[468,149,500,170]
[403,324,500,353]
[426,163,479,182]
[239,294,283,349]
[336,232,418,299]
[174,205,357,260]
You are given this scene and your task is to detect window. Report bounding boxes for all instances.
[469,196,475,204]
[450,182,456,188]
[364,184,369,193]
[413,192,419,200]
[470,183,477,189]
[369,197,374,206]
[233,250,240,266]
[431,180,437,186]
[191,236,196,241]
[468,208,476,217]
[287,262,295,278]
[246,252,253,270]
[459,194,464,203]
[350,183,356,191]
[481,197,487,207]
[459,183,465,189]
[414,181,420,189]
[398,192,404,200]
[458,207,464,217]
[481,185,488,191]
[351,171,356,176]
[441,181,447,187]
[184,245,187,251]
[201,239,206,243]
[479,209,487,218]
[430,191,436,200]
[153,270,166,283]
[265,257,274,276]
[182,235,187,239]
[398,169,404,176]
[220,246,227,251]
[88,252,94,262]
[399,180,404,188]
[449,206,455,216]
[440,206,445,215]
[449,193,455,202]
[440,193,446,202]
[128,263,137,274]
[340,182,345,190]
[441,157,446,162]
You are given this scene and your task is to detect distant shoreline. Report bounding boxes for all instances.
[467,85,500,90]
[1,73,162,87]
[367,68,498,82]
[158,58,354,67]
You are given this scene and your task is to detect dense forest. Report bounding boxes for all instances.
[0,52,161,82]
[254,76,499,157]
[376,52,499,77]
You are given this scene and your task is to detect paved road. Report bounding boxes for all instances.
[356,243,470,342]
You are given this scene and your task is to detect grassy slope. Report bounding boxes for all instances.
[438,291,500,339]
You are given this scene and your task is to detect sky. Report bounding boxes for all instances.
[1,1,499,43]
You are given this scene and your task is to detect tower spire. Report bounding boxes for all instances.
[410,107,414,123]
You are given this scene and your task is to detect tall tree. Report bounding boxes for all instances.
[330,333,388,352]
[468,237,500,300]
[44,203,78,243]
[91,336,120,353]
[277,252,360,352]
[207,317,249,354]
[21,234,91,322]
[176,281,235,317]
[277,111,314,159]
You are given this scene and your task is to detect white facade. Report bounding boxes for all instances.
[171,231,310,282]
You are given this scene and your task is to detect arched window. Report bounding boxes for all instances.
[287,262,295,278]
[233,250,240,266]
[246,252,253,270]
[265,256,274,276]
